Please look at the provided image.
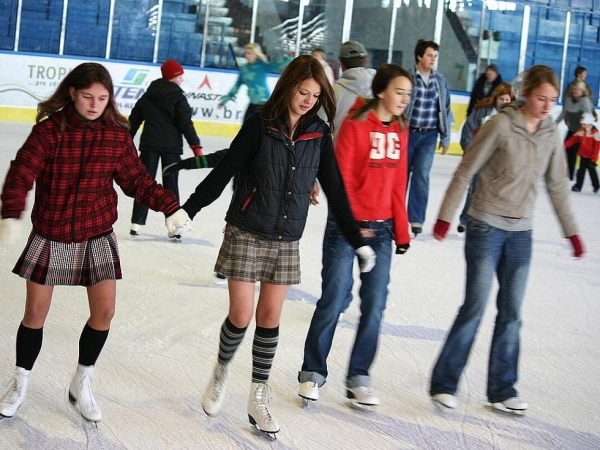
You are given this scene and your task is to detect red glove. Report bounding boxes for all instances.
[569,235,584,258]
[433,220,450,240]
[191,145,203,157]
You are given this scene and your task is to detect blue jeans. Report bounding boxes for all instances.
[430,218,532,403]
[407,129,438,225]
[299,216,392,388]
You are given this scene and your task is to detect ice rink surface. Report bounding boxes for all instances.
[0,121,598,449]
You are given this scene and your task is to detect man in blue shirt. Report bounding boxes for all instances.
[405,40,452,237]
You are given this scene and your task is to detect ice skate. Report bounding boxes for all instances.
[247,382,279,440]
[68,364,102,423]
[298,381,318,407]
[346,385,380,412]
[202,361,230,416]
[130,224,140,239]
[431,393,458,410]
[0,367,31,418]
[411,223,422,238]
[490,396,528,415]
[168,232,182,242]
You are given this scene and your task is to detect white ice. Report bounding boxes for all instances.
[0,122,599,449]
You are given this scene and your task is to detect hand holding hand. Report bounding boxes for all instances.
[355,246,376,273]
[191,145,203,157]
[433,220,450,241]
[569,235,584,258]
[0,218,19,245]
[165,209,192,236]
[395,243,410,255]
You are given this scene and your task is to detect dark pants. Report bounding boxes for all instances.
[574,157,599,191]
[564,130,580,180]
[131,151,180,225]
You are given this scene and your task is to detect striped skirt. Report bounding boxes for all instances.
[12,230,122,286]
[215,224,300,285]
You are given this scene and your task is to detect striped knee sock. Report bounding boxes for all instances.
[217,317,247,364]
[251,325,279,383]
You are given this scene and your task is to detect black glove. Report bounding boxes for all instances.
[395,243,410,255]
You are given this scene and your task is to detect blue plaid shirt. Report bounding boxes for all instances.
[409,72,440,129]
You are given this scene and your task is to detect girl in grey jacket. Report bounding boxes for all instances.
[429,65,584,412]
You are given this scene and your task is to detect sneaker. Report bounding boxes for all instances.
[346,385,380,406]
[432,393,458,409]
[298,381,319,401]
[457,224,466,233]
[411,223,422,237]
[571,185,581,192]
[202,361,230,416]
[501,396,528,411]
[214,273,227,286]
[0,367,31,417]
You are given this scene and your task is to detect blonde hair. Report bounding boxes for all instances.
[244,43,267,62]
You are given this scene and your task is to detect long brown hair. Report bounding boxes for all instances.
[258,55,336,137]
[521,65,559,97]
[37,62,129,130]
[350,64,412,128]
[473,82,516,110]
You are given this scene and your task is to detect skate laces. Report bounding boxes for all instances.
[78,369,98,410]
[252,383,273,420]
[4,372,26,403]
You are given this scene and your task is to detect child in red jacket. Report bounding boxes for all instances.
[565,112,600,193]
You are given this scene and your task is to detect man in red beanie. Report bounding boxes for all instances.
[129,59,202,241]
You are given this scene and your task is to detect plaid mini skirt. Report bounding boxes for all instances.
[12,230,122,286]
[215,224,300,285]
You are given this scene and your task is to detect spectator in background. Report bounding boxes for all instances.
[312,47,335,84]
[466,64,503,116]
[405,39,452,237]
[218,42,291,123]
[564,66,596,111]
[555,79,596,180]
[564,112,600,193]
[129,59,201,241]
[457,82,516,233]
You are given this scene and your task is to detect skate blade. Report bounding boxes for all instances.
[300,397,315,408]
[67,391,101,426]
[248,415,279,440]
[347,399,376,413]
[488,402,527,416]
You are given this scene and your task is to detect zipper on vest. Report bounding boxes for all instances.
[242,187,257,211]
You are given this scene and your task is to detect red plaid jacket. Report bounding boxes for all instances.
[1,104,179,242]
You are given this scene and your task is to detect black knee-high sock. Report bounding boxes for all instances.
[78,323,109,367]
[217,317,247,365]
[15,323,43,371]
[251,326,279,383]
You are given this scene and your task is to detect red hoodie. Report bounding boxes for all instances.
[334,102,410,246]
[564,126,600,163]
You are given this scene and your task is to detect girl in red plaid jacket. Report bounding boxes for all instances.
[0,62,191,422]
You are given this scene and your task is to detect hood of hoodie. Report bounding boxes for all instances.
[336,67,377,97]
[145,77,183,100]
[498,100,557,138]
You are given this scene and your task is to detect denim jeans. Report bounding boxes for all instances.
[407,129,438,225]
[430,218,532,403]
[299,216,392,388]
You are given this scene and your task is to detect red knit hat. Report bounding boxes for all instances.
[161,59,184,79]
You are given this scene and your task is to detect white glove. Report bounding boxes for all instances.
[355,245,376,273]
[165,209,193,236]
[0,218,19,245]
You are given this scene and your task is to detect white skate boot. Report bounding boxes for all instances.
[491,396,529,415]
[0,367,31,417]
[432,393,458,409]
[202,361,230,416]
[346,385,380,411]
[247,382,279,440]
[68,364,102,422]
[298,381,319,407]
